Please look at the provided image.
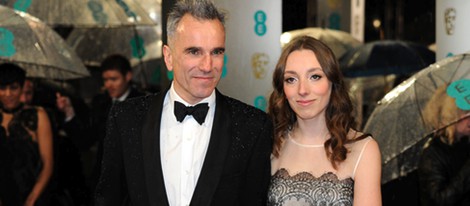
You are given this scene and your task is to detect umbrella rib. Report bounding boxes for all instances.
[384,112,470,164]
[448,54,469,83]
[0,60,88,78]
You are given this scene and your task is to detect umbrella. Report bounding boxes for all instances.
[1,0,160,87]
[0,6,89,80]
[66,25,162,67]
[280,27,362,59]
[0,0,155,27]
[339,40,436,78]
[363,52,470,183]
[346,75,396,129]
[64,8,161,87]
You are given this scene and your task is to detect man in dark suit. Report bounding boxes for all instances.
[94,0,273,205]
[56,54,146,196]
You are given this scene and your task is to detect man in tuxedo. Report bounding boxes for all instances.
[94,0,273,205]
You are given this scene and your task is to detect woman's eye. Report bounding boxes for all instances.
[310,74,321,80]
[284,77,296,84]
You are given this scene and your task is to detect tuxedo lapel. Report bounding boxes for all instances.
[142,91,170,206]
[190,90,232,205]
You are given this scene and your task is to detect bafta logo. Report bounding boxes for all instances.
[444,8,456,35]
[251,53,269,79]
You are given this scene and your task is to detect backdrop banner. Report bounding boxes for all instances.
[214,0,282,111]
[436,0,470,60]
[350,0,365,42]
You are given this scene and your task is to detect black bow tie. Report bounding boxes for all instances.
[174,101,209,125]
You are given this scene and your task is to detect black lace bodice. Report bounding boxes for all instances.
[268,168,354,206]
[0,107,42,204]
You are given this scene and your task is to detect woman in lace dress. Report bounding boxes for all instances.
[0,63,54,206]
[267,36,381,206]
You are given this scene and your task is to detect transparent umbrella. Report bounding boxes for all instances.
[339,40,435,78]
[363,53,470,183]
[1,0,160,87]
[0,0,155,27]
[66,25,161,67]
[0,6,89,80]
[280,27,362,59]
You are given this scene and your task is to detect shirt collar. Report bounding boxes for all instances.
[169,82,216,107]
[113,88,131,102]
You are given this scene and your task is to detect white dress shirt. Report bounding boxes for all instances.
[112,87,131,102]
[160,83,216,206]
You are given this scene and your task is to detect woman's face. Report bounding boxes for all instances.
[283,49,332,121]
[456,112,470,137]
[0,82,23,110]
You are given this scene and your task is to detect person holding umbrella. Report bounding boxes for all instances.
[267,36,382,205]
[0,63,54,206]
[418,84,470,206]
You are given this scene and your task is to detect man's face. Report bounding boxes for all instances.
[163,14,225,104]
[102,69,131,99]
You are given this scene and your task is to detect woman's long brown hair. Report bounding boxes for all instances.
[268,36,357,168]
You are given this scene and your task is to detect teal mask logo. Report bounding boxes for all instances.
[166,70,173,80]
[447,79,470,110]
[329,13,341,30]
[88,0,108,25]
[222,54,227,78]
[13,0,32,12]
[254,96,267,111]
[0,28,16,57]
[254,10,267,36]
[130,34,146,58]
[115,0,137,19]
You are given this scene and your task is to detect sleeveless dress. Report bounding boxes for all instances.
[0,107,49,205]
[267,136,372,206]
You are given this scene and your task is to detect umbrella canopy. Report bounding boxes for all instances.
[363,53,470,183]
[66,25,161,67]
[280,27,362,59]
[0,6,89,80]
[339,40,436,78]
[0,0,155,27]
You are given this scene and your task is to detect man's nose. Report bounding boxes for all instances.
[200,54,212,72]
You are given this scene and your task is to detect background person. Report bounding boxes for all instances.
[55,54,146,196]
[0,63,54,206]
[418,85,470,206]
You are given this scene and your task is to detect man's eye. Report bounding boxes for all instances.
[212,49,225,55]
[188,49,201,55]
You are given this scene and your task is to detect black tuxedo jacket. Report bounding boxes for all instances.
[94,89,273,206]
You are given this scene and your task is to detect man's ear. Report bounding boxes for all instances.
[125,71,132,82]
[163,45,173,71]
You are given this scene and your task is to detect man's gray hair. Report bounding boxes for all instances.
[167,0,226,40]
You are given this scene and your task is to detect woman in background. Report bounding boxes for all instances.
[267,36,381,206]
[0,63,53,206]
[418,85,470,206]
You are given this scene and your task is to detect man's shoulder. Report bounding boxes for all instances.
[120,93,156,110]
[221,94,269,119]
[129,87,147,98]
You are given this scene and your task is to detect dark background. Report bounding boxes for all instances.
[283,0,435,45]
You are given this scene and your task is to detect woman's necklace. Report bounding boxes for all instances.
[288,131,329,148]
